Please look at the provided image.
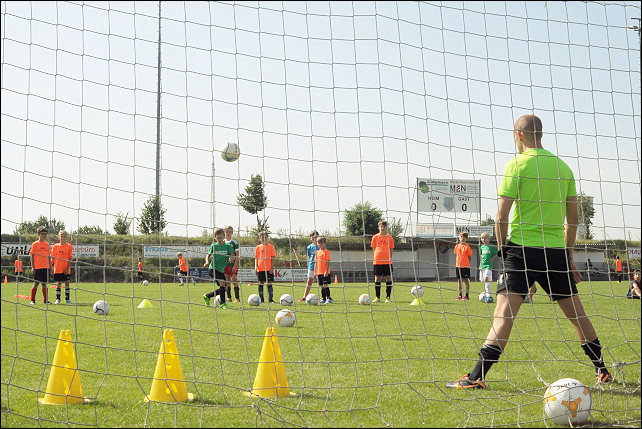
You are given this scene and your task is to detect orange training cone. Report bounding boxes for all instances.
[334,275,338,284]
[38,330,91,405]
[243,327,296,398]
[144,329,193,403]
[4,276,7,284]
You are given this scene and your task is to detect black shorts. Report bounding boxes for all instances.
[137,271,143,279]
[53,273,70,282]
[456,267,471,279]
[497,242,578,301]
[179,270,188,276]
[257,271,274,283]
[373,264,392,277]
[34,268,49,283]
[317,274,331,286]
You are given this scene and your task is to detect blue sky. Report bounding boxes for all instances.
[1,1,640,241]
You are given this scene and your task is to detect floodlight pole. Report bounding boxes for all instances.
[155,1,162,200]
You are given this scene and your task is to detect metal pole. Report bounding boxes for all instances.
[155,1,162,200]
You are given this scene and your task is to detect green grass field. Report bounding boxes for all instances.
[1,280,640,427]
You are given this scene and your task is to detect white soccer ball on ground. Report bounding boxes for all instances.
[305,293,319,305]
[93,300,110,315]
[280,294,293,306]
[411,285,424,297]
[143,280,149,286]
[358,294,371,305]
[247,293,261,306]
[275,309,295,327]
[479,292,487,302]
[221,142,240,162]
[213,295,221,307]
[544,378,592,426]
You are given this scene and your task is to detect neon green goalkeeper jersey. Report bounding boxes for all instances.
[498,148,576,248]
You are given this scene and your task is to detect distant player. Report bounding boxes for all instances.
[176,252,195,286]
[224,225,241,302]
[51,230,73,304]
[454,231,472,300]
[299,230,319,302]
[14,255,23,284]
[203,228,235,309]
[29,226,52,305]
[371,220,395,303]
[255,231,276,303]
[315,236,333,304]
[627,270,640,299]
[478,232,498,297]
[137,257,144,284]
[615,255,622,283]
[446,114,613,389]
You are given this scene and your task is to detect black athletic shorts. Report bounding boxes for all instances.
[497,242,578,301]
[317,274,331,286]
[53,273,70,282]
[456,267,471,279]
[137,271,143,279]
[373,264,392,277]
[179,270,188,276]
[257,271,274,283]
[34,268,49,283]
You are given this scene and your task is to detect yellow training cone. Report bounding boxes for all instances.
[243,327,296,399]
[410,298,424,306]
[137,298,153,308]
[144,329,193,403]
[38,330,91,405]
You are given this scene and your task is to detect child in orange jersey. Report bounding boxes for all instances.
[315,236,333,304]
[14,255,23,284]
[137,257,144,284]
[454,231,473,300]
[175,252,195,286]
[371,220,395,302]
[29,226,52,304]
[255,231,276,303]
[51,230,74,304]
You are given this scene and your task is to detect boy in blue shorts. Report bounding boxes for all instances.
[299,230,319,301]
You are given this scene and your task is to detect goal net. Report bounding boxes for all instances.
[1,1,640,427]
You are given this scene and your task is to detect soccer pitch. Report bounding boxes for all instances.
[1,281,640,427]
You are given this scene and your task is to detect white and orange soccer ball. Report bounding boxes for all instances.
[275,309,295,327]
[358,294,371,305]
[544,378,591,426]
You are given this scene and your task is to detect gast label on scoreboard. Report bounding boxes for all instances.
[417,179,481,213]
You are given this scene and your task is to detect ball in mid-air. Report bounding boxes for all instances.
[221,142,240,162]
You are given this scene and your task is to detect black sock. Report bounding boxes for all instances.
[217,288,226,304]
[258,285,264,302]
[234,286,240,300]
[326,287,331,300]
[267,285,273,301]
[56,287,61,300]
[375,282,381,299]
[469,344,503,381]
[386,281,392,299]
[65,287,70,300]
[581,338,606,372]
[226,287,232,299]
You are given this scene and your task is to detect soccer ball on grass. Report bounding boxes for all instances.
[479,292,494,303]
[142,280,149,286]
[93,300,110,315]
[280,294,293,306]
[411,285,424,297]
[306,294,319,305]
[358,294,371,305]
[544,378,592,426]
[247,294,261,306]
[275,309,295,327]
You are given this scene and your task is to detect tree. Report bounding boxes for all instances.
[577,192,595,240]
[76,225,105,235]
[14,215,66,235]
[113,212,132,235]
[237,174,269,233]
[343,202,383,237]
[138,196,167,234]
[388,217,404,241]
[480,215,494,226]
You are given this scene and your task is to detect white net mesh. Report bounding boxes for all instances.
[1,1,640,427]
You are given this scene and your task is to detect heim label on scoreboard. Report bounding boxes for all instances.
[416,179,481,213]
